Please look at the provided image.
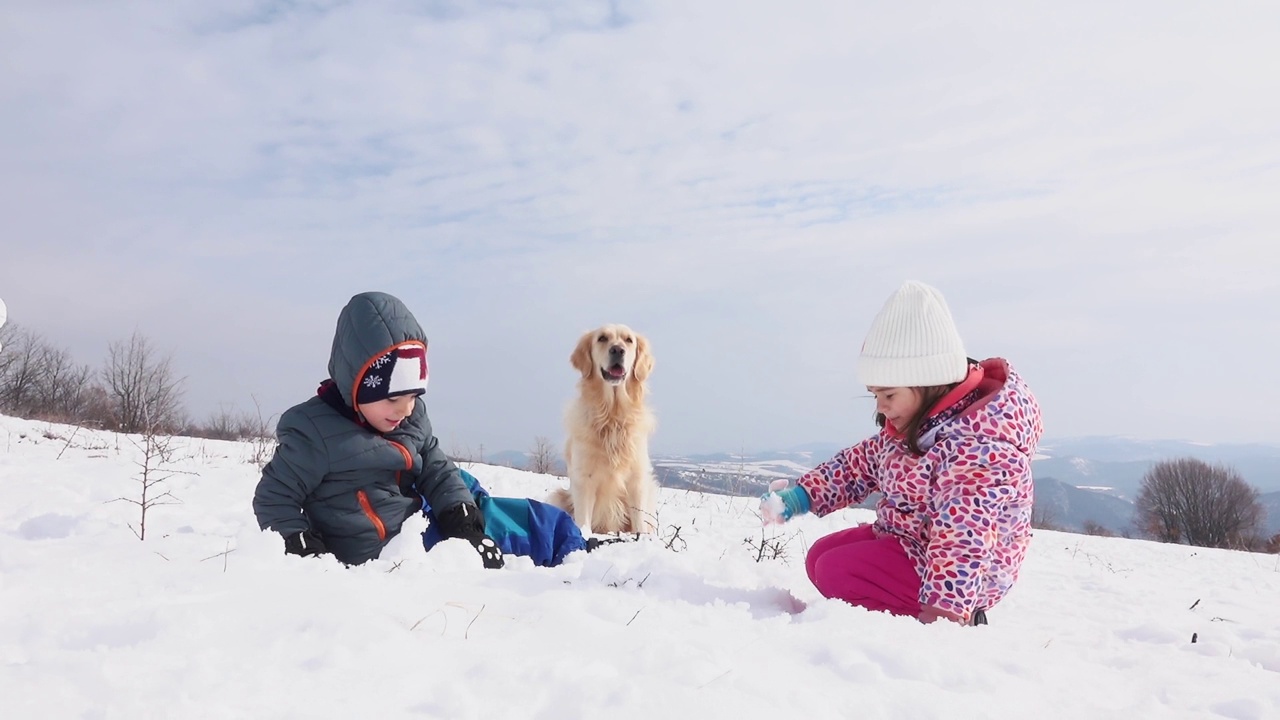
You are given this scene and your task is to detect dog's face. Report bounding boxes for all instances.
[571,324,653,386]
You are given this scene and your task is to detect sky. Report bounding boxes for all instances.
[2,1,1280,456]
[2,413,1278,719]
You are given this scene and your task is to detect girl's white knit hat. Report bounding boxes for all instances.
[857,280,968,388]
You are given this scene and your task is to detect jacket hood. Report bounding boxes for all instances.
[948,358,1041,455]
[328,292,428,408]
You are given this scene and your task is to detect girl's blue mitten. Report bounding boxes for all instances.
[760,479,811,525]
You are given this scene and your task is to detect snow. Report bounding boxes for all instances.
[1,413,1278,719]
[655,459,801,478]
[1070,456,1095,474]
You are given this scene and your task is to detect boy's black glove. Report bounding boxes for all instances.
[434,502,486,536]
[282,528,328,557]
[468,535,505,569]
[434,503,505,569]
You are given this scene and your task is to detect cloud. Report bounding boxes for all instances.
[2,0,1279,453]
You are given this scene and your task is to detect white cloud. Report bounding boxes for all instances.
[2,0,1279,452]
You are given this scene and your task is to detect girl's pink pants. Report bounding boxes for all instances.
[805,524,922,617]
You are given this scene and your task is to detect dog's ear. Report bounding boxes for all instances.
[632,333,654,383]
[570,330,596,379]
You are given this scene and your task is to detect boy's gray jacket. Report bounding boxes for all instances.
[252,292,474,565]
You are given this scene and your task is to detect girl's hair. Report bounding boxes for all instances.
[875,383,959,456]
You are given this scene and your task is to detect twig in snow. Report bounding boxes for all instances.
[56,424,82,460]
[410,610,445,633]
[698,669,732,689]
[199,543,235,572]
[465,604,486,639]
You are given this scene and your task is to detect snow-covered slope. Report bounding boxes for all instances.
[1,415,1277,719]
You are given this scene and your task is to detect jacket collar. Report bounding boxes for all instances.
[317,379,373,430]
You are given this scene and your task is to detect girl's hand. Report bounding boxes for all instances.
[759,480,811,525]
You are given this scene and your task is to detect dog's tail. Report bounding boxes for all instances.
[546,487,573,513]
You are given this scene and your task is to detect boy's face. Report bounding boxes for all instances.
[360,394,418,433]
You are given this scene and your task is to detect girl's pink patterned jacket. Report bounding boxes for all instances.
[797,358,1043,621]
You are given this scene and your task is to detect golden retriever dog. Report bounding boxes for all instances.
[548,324,658,535]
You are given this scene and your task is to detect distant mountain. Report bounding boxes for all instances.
[654,459,1138,535]
[1261,491,1280,536]
[1031,456,1153,499]
[1036,436,1280,496]
[651,436,1280,537]
[1032,476,1135,534]
[485,435,1280,538]
[769,442,846,464]
[653,454,806,497]
[485,449,533,467]
[457,449,567,475]
[1039,436,1280,464]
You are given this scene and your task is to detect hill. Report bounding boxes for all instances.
[2,414,1276,718]
[1035,436,1280,496]
[1262,490,1280,535]
[650,435,1280,536]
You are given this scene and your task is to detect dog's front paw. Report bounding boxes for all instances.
[584,535,635,552]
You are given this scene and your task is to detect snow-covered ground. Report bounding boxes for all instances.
[1,414,1277,719]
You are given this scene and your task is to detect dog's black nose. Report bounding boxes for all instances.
[609,345,625,357]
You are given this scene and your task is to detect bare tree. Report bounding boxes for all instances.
[194,405,244,440]
[446,439,480,464]
[77,384,119,429]
[1030,501,1066,532]
[240,396,277,469]
[1081,520,1117,537]
[188,398,275,443]
[236,398,276,440]
[102,332,185,433]
[1134,458,1264,549]
[110,412,187,540]
[0,322,19,388]
[34,346,96,421]
[527,435,556,474]
[0,312,10,356]
[0,324,45,414]
[0,325,100,422]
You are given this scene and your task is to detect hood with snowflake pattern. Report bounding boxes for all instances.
[326,292,429,410]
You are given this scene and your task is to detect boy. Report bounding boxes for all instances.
[252,291,503,568]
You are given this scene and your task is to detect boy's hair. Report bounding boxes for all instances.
[875,383,959,456]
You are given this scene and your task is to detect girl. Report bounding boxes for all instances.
[762,281,1042,625]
